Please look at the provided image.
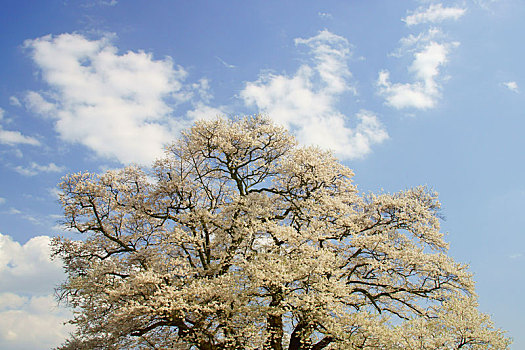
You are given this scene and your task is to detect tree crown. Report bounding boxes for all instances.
[53,115,510,349]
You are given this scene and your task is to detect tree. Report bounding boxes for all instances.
[52,115,510,349]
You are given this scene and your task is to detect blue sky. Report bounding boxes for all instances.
[0,0,524,348]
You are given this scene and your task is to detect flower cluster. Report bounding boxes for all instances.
[53,116,510,349]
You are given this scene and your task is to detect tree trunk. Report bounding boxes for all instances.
[265,290,284,350]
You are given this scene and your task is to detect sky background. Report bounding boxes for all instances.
[0,0,524,348]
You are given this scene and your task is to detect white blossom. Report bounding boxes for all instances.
[52,116,510,349]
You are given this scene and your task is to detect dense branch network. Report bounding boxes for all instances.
[53,116,510,349]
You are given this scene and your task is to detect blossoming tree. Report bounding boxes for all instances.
[53,116,510,349]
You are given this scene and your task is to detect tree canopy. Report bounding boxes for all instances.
[53,116,510,349]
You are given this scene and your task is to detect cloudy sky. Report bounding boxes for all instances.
[1,0,524,348]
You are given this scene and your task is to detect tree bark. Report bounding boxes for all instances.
[265,290,284,350]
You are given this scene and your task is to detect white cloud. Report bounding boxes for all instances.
[404,3,466,26]
[408,39,451,88]
[0,198,5,205]
[24,33,198,165]
[14,162,65,176]
[25,31,383,164]
[379,2,466,111]
[24,91,56,115]
[0,235,63,291]
[186,102,226,122]
[295,110,388,158]
[0,128,40,146]
[293,30,356,95]
[191,78,214,103]
[503,81,519,93]
[241,30,387,159]
[0,108,40,146]
[0,234,72,350]
[378,31,459,110]
[0,294,72,350]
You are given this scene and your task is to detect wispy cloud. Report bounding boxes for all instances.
[403,3,466,26]
[9,97,21,107]
[5,208,21,215]
[0,108,40,146]
[100,0,117,5]
[503,81,519,93]
[472,0,501,11]
[241,30,388,159]
[318,12,333,19]
[216,56,236,69]
[47,187,61,200]
[79,0,118,8]
[0,128,40,146]
[14,162,65,176]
